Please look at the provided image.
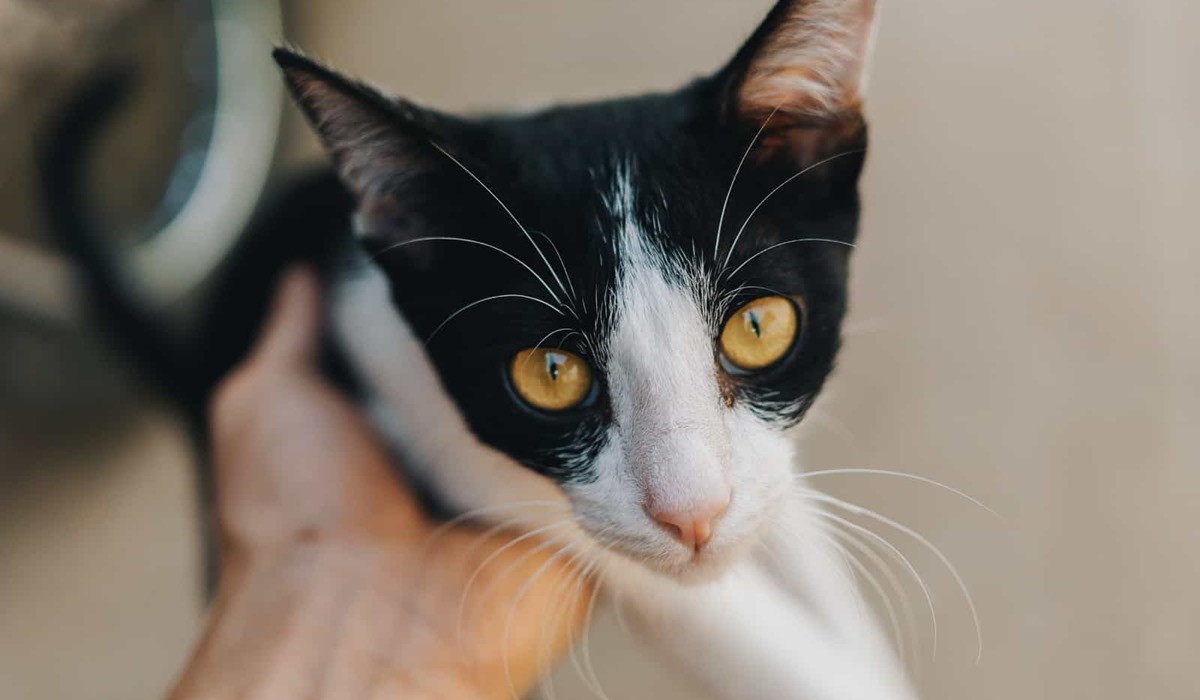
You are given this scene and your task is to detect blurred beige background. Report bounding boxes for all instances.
[2,1,1198,699]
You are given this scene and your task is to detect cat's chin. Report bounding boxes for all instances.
[608,540,747,585]
[661,552,740,584]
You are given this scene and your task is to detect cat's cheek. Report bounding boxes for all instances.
[720,407,800,545]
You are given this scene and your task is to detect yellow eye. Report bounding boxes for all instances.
[510,348,594,412]
[719,296,800,371]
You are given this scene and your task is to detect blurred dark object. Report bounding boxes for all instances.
[0,0,282,414]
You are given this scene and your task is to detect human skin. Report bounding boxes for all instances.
[167,267,593,700]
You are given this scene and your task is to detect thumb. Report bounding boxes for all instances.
[250,266,323,370]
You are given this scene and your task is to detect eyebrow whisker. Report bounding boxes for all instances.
[431,143,578,318]
[426,294,566,344]
[720,148,865,274]
[372,236,567,309]
[725,237,856,281]
[714,104,783,261]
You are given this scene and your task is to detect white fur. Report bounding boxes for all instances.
[615,532,916,700]
[564,168,791,578]
[329,163,915,698]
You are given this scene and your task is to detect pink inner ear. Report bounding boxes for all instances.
[750,116,867,168]
[737,0,877,122]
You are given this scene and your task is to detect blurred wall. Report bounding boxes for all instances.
[284,1,1200,698]
[1,1,1197,699]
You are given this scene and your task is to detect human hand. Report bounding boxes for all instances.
[170,267,594,700]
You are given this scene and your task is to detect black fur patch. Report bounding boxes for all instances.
[271,1,870,483]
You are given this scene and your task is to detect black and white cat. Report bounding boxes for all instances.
[275,1,913,697]
[56,1,917,698]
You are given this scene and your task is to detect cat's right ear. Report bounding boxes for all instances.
[717,0,877,168]
[273,49,459,239]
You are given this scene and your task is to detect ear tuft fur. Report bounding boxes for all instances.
[730,0,878,124]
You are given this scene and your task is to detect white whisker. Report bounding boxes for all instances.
[714,104,783,260]
[371,236,566,308]
[554,560,594,699]
[796,468,1001,518]
[578,562,614,700]
[817,521,907,666]
[532,525,613,700]
[455,520,575,649]
[809,503,940,661]
[725,237,856,281]
[811,492,984,664]
[556,331,582,350]
[422,501,569,552]
[606,575,632,639]
[534,230,580,309]
[431,143,576,312]
[721,148,865,273]
[502,540,586,700]
[538,550,595,700]
[426,294,565,344]
[715,283,793,326]
[828,521,922,677]
[552,556,610,700]
[833,525,921,677]
[728,284,790,300]
[765,516,867,623]
[523,328,577,368]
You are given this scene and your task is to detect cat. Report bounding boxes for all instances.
[49,1,917,698]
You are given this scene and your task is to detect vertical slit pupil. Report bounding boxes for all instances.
[547,355,560,381]
[748,311,762,338]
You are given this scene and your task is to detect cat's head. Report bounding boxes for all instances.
[278,0,876,580]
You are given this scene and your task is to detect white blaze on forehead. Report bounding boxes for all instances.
[604,166,731,514]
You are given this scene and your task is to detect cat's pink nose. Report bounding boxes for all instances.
[651,497,730,550]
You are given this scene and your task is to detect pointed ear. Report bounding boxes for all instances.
[720,0,877,164]
[273,49,458,237]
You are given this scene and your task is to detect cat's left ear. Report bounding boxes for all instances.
[719,0,877,167]
[273,49,466,242]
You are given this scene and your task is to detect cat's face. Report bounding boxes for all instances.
[279,0,876,579]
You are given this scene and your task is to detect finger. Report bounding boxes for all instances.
[251,265,322,369]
